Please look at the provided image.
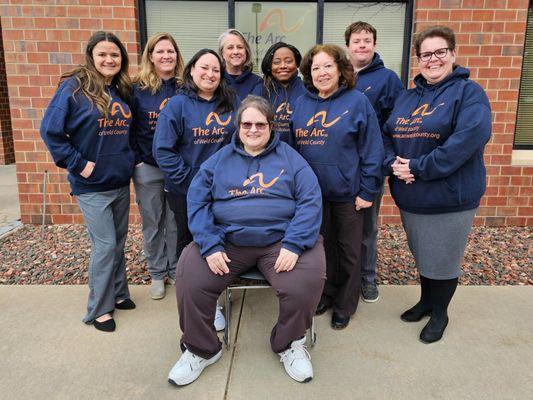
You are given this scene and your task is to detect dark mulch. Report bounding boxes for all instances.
[0,224,531,285]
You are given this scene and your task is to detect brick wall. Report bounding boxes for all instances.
[0,18,15,165]
[0,0,531,225]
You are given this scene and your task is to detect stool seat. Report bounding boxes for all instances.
[240,267,267,281]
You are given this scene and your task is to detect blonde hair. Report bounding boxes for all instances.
[136,33,184,94]
[217,29,254,72]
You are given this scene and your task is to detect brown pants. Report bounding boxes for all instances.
[175,238,326,359]
[321,199,364,317]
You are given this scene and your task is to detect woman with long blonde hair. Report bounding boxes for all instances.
[131,33,184,300]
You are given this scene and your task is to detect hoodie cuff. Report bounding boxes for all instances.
[357,191,374,202]
[74,159,88,174]
[202,244,226,259]
[409,158,420,178]
[281,242,303,256]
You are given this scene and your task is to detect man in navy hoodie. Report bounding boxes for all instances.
[345,21,405,303]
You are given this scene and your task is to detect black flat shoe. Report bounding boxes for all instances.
[115,298,136,310]
[331,312,350,330]
[94,318,116,332]
[315,298,333,316]
[400,303,432,322]
[419,316,449,344]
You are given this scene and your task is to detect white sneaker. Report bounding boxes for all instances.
[168,349,222,386]
[150,279,165,300]
[278,336,313,383]
[214,302,226,331]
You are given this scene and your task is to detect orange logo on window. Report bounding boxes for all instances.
[159,98,170,110]
[259,9,305,33]
[243,169,284,189]
[411,103,445,117]
[306,110,349,128]
[111,102,131,119]
[206,112,232,126]
[276,102,292,114]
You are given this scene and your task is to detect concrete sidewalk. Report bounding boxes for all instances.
[1,285,532,400]
[0,164,21,237]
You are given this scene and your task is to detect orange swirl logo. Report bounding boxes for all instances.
[206,112,232,126]
[276,102,292,114]
[111,102,131,119]
[259,9,305,33]
[159,98,170,110]
[306,110,349,128]
[411,102,445,117]
[243,169,284,189]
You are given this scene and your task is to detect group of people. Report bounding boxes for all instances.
[40,21,491,385]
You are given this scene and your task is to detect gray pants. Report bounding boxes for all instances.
[361,188,383,284]
[176,239,326,359]
[76,186,131,323]
[133,163,178,280]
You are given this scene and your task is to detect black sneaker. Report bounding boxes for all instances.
[361,282,379,303]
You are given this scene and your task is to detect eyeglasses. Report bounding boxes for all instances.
[417,48,450,62]
[240,122,269,130]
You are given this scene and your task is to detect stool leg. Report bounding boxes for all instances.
[224,288,231,349]
[310,316,316,347]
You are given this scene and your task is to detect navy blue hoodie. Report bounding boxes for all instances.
[356,53,404,129]
[153,90,237,195]
[187,132,322,258]
[224,69,262,100]
[40,77,135,195]
[130,78,179,166]
[291,86,384,202]
[255,75,307,144]
[382,66,492,214]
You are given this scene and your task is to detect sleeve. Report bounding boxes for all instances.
[152,104,193,187]
[381,127,397,176]
[40,89,88,174]
[356,98,385,201]
[409,86,492,181]
[129,91,142,165]
[377,73,405,130]
[186,159,226,258]
[282,161,322,255]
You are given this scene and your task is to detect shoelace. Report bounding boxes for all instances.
[181,351,203,370]
[279,342,311,364]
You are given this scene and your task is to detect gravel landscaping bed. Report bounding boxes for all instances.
[0,224,531,285]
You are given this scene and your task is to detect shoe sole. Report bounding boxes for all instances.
[361,295,379,303]
[284,367,313,383]
[168,350,223,386]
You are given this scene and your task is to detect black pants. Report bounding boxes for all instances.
[320,198,364,317]
[166,192,193,263]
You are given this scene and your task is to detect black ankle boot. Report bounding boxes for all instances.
[420,315,449,343]
[419,277,458,343]
[401,302,432,322]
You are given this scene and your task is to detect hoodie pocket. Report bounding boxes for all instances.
[88,151,135,186]
[309,162,353,199]
[391,175,461,210]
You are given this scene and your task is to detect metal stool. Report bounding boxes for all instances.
[223,267,316,349]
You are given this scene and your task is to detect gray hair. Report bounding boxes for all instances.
[217,29,254,72]
[236,95,275,127]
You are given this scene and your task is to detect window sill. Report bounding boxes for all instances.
[511,150,533,166]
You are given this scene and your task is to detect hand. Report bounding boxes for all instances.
[274,248,299,273]
[80,161,95,178]
[392,156,415,184]
[205,251,230,276]
[355,196,372,211]
[135,162,145,167]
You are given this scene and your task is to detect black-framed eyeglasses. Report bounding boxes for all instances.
[417,48,450,62]
[240,122,269,131]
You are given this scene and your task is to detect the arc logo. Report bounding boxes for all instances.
[111,102,131,119]
[306,110,349,128]
[159,98,170,110]
[243,169,284,189]
[259,9,305,33]
[206,112,232,126]
[276,102,292,114]
[411,102,445,117]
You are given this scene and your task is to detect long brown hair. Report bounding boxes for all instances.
[136,32,184,94]
[60,31,132,116]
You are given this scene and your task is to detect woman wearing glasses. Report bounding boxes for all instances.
[382,26,491,343]
[168,96,325,385]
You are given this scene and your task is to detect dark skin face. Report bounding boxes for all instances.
[271,47,298,86]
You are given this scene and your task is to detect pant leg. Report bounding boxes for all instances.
[361,188,383,284]
[76,189,123,323]
[164,193,179,279]
[133,163,171,280]
[167,191,193,262]
[256,238,326,354]
[176,242,258,359]
[320,198,339,301]
[332,202,364,317]
[111,186,131,302]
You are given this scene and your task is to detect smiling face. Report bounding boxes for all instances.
[271,47,298,85]
[311,51,341,98]
[150,39,177,79]
[92,41,122,84]
[239,107,271,155]
[190,53,221,99]
[418,36,455,85]
[347,30,376,70]
[221,34,247,73]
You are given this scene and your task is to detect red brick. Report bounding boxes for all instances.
[517,207,533,217]
[505,22,527,33]
[417,0,440,7]
[505,217,527,226]
[34,18,57,29]
[496,207,517,216]
[510,176,531,185]
[480,45,502,56]
[485,217,506,226]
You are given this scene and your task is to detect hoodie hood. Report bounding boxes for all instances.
[414,65,470,93]
[305,85,349,102]
[224,69,262,100]
[232,130,280,158]
[358,53,384,75]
